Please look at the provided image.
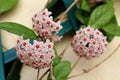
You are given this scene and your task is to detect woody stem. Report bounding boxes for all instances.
[50,63,55,80]
[59,0,79,22]
[71,56,81,72]
[39,68,50,80]
[37,69,40,80]
[68,44,120,79]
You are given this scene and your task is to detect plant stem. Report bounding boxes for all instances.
[39,41,71,80]
[39,0,79,79]
[68,44,120,79]
[37,69,40,80]
[71,56,81,72]
[59,40,72,59]
[44,0,50,9]
[50,63,55,80]
[59,0,79,22]
[2,45,8,50]
[53,0,79,42]
[39,68,50,80]
[59,45,68,59]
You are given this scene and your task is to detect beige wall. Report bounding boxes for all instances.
[0,0,120,80]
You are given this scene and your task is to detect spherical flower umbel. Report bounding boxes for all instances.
[71,26,108,59]
[15,36,55,69]
[32,9,63,41]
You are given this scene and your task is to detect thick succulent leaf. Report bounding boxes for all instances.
[81,0,90,12]
[53,61,71,80]
[102,24,120,36]
[75,8,89,25]
[88,4,114,29]
[0,0,19,14]
[0,22,37,39]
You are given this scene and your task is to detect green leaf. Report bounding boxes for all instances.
[48,0,66,18]
[104,0,113,5]
[108,15,117,25]
[53,61,71,80]
[105,31,114,42]
[6,60,22,80]
[47,73,50,80]
[0,0,19,14]
[101,15,117,42]
[47,0,58,9]
[0,22,37,39]
[88,4,114,29]
[53,47,61,66]
[75,9,89,25]
[81,0,90,12]
[102,24,120,36]
[53,56,61,67]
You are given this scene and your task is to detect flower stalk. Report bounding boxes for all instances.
[71,56,81,72]
[37,69,40,80]
[59,0,79,22]
[68,44,120,79]
[39,68,50,80]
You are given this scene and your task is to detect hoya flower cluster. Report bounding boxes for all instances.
[32,9,63,41]
[16,36,54,69]
[71,26,108,59]
[15,9,64,69]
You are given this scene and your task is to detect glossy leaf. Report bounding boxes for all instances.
[47,73,50,80]
[48,0,66,18]
[104,31,114,42]
[75,9,89,25]
[0,22,37,39]
[53,56,61,67]
[108,15,117,25]
[53,61,71,80]
[47,0,58,9]
[81,0,90,12]
[6,60,22,80]
[53,47,61,66]
[104,0,113,5]
[0,0,19,14]
[88,4,114,29]
[102,15,117,42]
[102,24,120,36]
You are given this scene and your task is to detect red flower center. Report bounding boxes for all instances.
[83,38,87,41]
[40,55,44,59]
[20,54,22,58]
[93,41,96,45]
[28,53,32,56]
[23,42,26,46]
[79,31,82,34]
[36,20,40,24]
[80,46,83,50]
[42,12,46,15]
[96,32,99,35]
[51,55,53,59]
[34,14,37,17]
[47,21,50,25]
[48,44,51,48]
[56,26,59,30]
[32,62,36,64]
[17,40,19,43]
[45,31,48,34]
[36,45,40,48]
[87,29,90,32]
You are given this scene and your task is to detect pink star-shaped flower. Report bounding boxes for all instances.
[32,9,63,41]
[16,36,55,69]
[71,26,108,59]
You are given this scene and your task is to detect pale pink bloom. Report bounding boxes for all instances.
[16,36,55,69]
[71,26,108,59]
[32,9,62,41]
